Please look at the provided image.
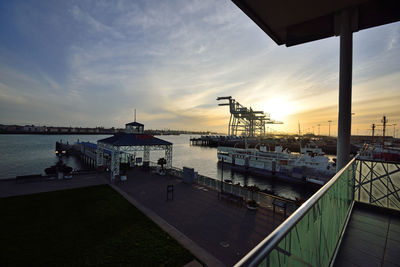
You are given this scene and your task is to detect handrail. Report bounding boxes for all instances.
[234,157,357,267]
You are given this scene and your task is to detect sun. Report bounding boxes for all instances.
[261,96,297,122]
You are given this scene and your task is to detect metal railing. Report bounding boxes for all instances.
[235,157,356,267]
[196,174,298,212]
[148,162,298,212]
[149,158,399,267]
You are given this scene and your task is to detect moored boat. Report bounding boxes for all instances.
[217,144,336,185]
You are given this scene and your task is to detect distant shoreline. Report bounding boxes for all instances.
[0,132,117,135]
[0,132,181,135]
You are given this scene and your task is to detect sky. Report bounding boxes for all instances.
[0,0,399,136]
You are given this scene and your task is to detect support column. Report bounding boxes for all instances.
[110,147,120,181]
[143,146,150,162]
[337,9,353,171]
[228,114,232,136]
[110,150,114,180]
[96,143,104,167]
[165,145,172,169]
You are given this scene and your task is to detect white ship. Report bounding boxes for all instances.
[358,143,400,162]
[217,144,336,185]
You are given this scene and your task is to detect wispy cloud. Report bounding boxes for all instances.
[0,0,399,134]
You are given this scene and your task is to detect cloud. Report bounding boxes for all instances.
[70,5,124,39]
[0,1,399,134]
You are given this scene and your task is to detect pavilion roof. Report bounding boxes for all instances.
[98,133,172,146]
[125,122,144,126]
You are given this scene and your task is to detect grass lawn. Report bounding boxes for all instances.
[0,184,195,266]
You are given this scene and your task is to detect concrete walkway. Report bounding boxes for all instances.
[116,168,286,266]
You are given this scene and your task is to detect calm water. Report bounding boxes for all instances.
[0,134,317,200]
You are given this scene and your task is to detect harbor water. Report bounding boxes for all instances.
[0,134,318,200]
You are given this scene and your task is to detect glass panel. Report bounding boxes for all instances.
[355,160,400,211]
[264,161,355,267]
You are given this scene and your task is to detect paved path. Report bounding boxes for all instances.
[116,168,286,266]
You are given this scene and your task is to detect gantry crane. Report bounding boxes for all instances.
[217,96,283,137]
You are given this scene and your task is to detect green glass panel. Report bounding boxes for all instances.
[260,161,355,267]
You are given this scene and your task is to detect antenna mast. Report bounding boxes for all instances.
[298,122,301,136]
[371,123,375,144]
[381,115,387,145]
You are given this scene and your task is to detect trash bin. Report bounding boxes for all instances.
[183,167,195,184]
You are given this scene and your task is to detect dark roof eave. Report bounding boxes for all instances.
[98,133,172,146]
[232,0,284,46]
[232,0,400,47]
[125,122,144,126]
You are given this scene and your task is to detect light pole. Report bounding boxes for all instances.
[328,120,332,137]
[393,124,397,138]
[318,124,321,136]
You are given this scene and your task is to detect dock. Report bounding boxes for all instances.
[190,135,344,154]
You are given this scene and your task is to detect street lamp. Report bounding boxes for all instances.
[328,120,332,137]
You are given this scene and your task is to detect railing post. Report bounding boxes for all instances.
[370,161,374,203]
[352,160,356,201]
[358,160,362,201]
[386,162,389,207]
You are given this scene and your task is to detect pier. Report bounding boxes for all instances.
[190,135,342,154]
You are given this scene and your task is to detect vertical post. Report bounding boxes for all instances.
[337,9,353,171]
[228,114,232,136]
[110,147,120,181]
[111,149,115,180]
[370,161,374,203]
[165,145,172,169]
[328,120,332,137]
[96,144,104,167]
[144,147,149,161]
[358,160,362,201]
[221,158,224,193]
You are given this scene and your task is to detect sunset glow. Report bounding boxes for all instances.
[0,1,399,135]
[259,96,298,122]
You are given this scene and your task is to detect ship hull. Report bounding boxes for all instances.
[218,146,335,185]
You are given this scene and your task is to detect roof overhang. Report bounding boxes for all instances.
[98,133,172,147]
[232,0,400,46]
